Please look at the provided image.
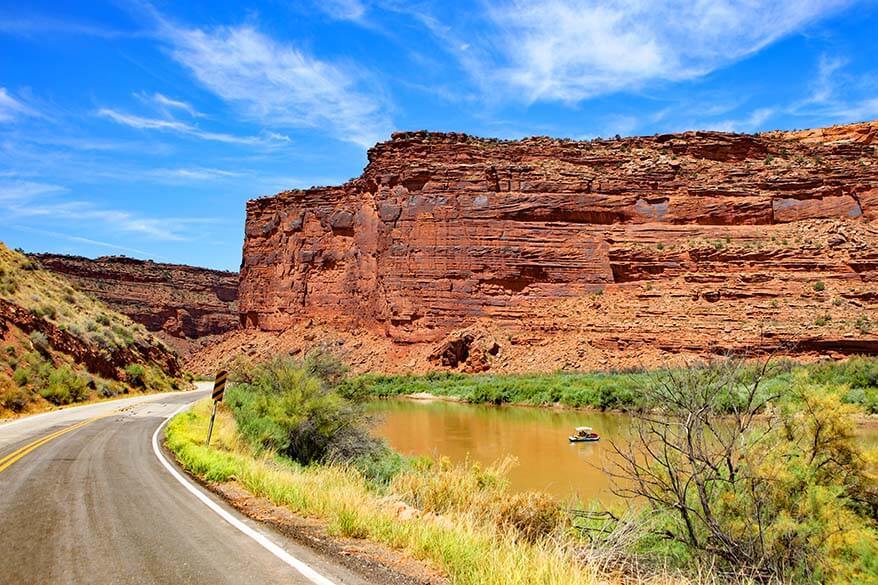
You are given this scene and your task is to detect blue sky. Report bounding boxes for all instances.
[1,0,877,270]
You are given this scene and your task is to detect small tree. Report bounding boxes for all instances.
[609,357,878,582]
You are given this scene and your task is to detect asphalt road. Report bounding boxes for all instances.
[0,386,371,585]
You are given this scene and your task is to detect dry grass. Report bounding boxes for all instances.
[167,399,691,585]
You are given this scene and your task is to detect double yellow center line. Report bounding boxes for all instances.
[0,414,110,474]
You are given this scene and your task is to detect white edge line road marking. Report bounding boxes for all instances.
[152,401,337,585]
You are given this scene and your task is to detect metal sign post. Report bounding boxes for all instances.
[206,370,228,446]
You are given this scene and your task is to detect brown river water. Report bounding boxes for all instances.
[371,398,878,504]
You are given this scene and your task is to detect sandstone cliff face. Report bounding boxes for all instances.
[35,254,238,354]
[238,123,878,372]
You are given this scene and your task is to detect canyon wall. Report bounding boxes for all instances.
[237,122,878,372]
[35,254,238,354]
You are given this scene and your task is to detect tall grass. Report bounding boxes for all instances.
[166,399,684,585]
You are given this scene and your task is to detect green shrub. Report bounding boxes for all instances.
[28,331,50,355]
[227,357,381,465]
[351,444,408,486]
[813,280,826,292]
[39,304,58,320]
[124,364,146,388]
[39,366,89,405]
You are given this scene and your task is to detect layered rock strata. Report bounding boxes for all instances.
[237,123,878,371]
[35,254,238,354]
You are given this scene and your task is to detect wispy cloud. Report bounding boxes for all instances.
[789,54,878,123]
[136,91,205,118]
[8,224,164,259]
[149,166,244,181]
[0,88,40,122]
[97,107,284,145]
[158,20,392,147]
[0,180,66,201]
[0,16,141,39]
[319,0,369,22]
[712,107,777,133]
[405,1,851,104]
[0,180,218,241]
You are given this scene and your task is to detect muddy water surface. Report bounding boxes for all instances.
[371,398,878,504]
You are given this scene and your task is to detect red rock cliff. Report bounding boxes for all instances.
[35,254,238,354]
[238,122,878,370]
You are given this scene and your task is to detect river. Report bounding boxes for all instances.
[371,397,878,504]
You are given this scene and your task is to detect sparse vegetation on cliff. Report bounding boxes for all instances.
[0,242,184,416]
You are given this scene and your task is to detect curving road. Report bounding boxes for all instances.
[0,385,370,585]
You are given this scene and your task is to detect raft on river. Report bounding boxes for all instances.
[569,426,600,442]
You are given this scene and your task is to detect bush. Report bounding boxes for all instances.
[39,366,89,405]
[0,373,31,412]
[614,361,878,582]
[227,357,381,465]
[496,491,564,543]
[351,444,408,486]
[124,364,146,388]
[28,331,50,355]
[813,280,826,292]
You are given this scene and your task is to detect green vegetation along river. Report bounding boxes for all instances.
[370,397,878,503]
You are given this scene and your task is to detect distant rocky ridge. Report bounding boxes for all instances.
[34,254,238,356]
[231,121,878,373]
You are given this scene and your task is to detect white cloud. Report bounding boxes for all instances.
[421,0,851,103]
[320,0,369,21]
[0,180,66,201]
[160,22,391,147]
[808,55,848,104]
[138,91,204,118]
[712,107,776,133]
[0,88,40,123]
[7,225,163,259]
[789,54,878,123]
[149,167,244,181]
[97,107,283,145]
[0,180,217,241]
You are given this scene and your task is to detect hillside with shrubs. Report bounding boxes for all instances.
[0,242,185,416]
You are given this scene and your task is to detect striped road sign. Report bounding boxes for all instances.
[212,370,228,402]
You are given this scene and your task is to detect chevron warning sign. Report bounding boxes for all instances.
[212,370,228,402]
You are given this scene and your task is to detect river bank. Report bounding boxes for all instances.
[170,355,878,583]
[354,356,878,414]
[166,399,671,585]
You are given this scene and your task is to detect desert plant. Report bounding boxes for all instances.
[0,373,31,412]
[815,313,832,326]
[124,364,146,388]
[608,358,878,582]
[813,281,826,292]
[227,357,381,465]
[496,491,564,542]
[28,331,50,355]
[39,366,89,405]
